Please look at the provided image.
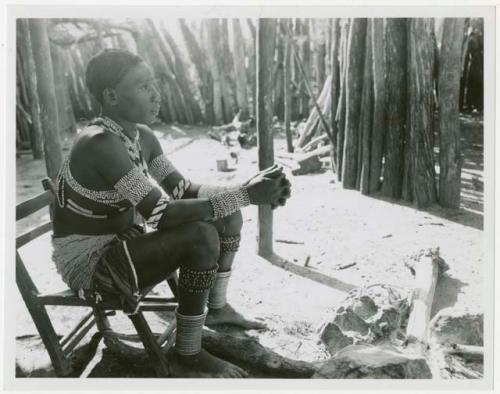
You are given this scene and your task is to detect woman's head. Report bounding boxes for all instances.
[85,48,161,124]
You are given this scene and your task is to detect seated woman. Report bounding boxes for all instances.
[51,48,291,378]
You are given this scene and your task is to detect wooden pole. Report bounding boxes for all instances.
[408,18,438,209]
[220,19,237,122]
[438,18,465,209]
[28,19,63,180]
[300,19,311,119]
[283,19,294,153]
[329,18,340,173]
[381,18,407,199]
[205,20,224,125]
[232,19,250,121]
[257,19,277,257]
[247,19,257,118]
[359,20,373,195]
[342,18,366,190]
[18,20,44,159]
[368,18,386,194]
[179,19,215,125]
[336,19,349,182]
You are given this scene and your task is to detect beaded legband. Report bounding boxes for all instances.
[175,307,207,356]
[208,270,231,309]
[209,187,250,221]
[220,235,241,253]
[114,167,154,206]
[178,265,218,294]
[198,184,242,199]
[172,178,191,200]
[148,154,177,183]
[146,195,170,229]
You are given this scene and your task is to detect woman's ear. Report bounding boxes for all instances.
[102,87,118,106]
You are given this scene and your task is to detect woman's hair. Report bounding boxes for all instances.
[85,48,144,104]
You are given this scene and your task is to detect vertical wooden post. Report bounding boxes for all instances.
[232,19,250,121]
[329,18,340,173]
[18,20,44,159]
[247,19,257,119]
[381,18,407,199]
[341,18,366,190]
[283,19,294,153]
[438,18,465,209]
[336,19,349,182]
[29,19,63,180]
[359,20,374,195]
[205,20,224,125]
[369,18,386,194]
[300,19,311,119]
[220,19,237,122]
[257,18,276,257]
[408,18,438,209]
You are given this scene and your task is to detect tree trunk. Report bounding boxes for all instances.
[342,18,366,190]
[179,19,214,125]
[257,19,277,257]
[283,19,294,153]
[205,20,225,125]
[329,18,340,173]
[232,19,250,121]
[28,19,63,180]
[359,20,374,195]
[408,19,438,208]
[18,20,44,159]
[381,18,407,199]
[438,18,465,209]
[369,18,386,193]
[220,19,238,122]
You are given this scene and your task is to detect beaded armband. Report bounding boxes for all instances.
[114,167,154,206]
[146,195,170,229]
[148,154,177,184]
[209,187,250,221]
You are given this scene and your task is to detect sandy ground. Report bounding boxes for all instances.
[14,115,484,376]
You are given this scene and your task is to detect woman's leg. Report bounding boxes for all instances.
[205,211,266,329]
[124,221,249,378]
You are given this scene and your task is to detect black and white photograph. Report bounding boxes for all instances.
[2,2,496,391]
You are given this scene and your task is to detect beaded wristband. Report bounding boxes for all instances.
[208,187,250,221]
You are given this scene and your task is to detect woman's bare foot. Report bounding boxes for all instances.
[205,303,267,330]
[167,347,249,378]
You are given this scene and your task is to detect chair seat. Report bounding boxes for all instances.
[37,288,178,312]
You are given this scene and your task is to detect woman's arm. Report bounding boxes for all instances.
[91,132,251,230]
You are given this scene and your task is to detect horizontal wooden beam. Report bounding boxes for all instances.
[16,190,53,220]
[16,221,52,249]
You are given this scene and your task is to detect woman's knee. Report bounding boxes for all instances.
[218,210,243,235]
[180,221,220,266]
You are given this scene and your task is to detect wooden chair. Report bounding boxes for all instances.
[16,177,179,377]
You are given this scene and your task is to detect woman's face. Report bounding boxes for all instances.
[112,62,161,125]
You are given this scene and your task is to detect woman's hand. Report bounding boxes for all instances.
[244,165,292,207]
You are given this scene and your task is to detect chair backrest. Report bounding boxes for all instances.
[16,177,55,249]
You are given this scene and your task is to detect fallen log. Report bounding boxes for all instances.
[276,145,332,175]
[297,133,329,153]
[101,328,318,378]
[443,344,483,362]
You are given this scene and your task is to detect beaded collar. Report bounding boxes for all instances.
[55,116,150,208]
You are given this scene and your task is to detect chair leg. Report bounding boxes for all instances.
[127,311,170,377]
[16,253,73,376]
[166,271,179,299]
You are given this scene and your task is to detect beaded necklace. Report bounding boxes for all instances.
[56,116,149,209]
